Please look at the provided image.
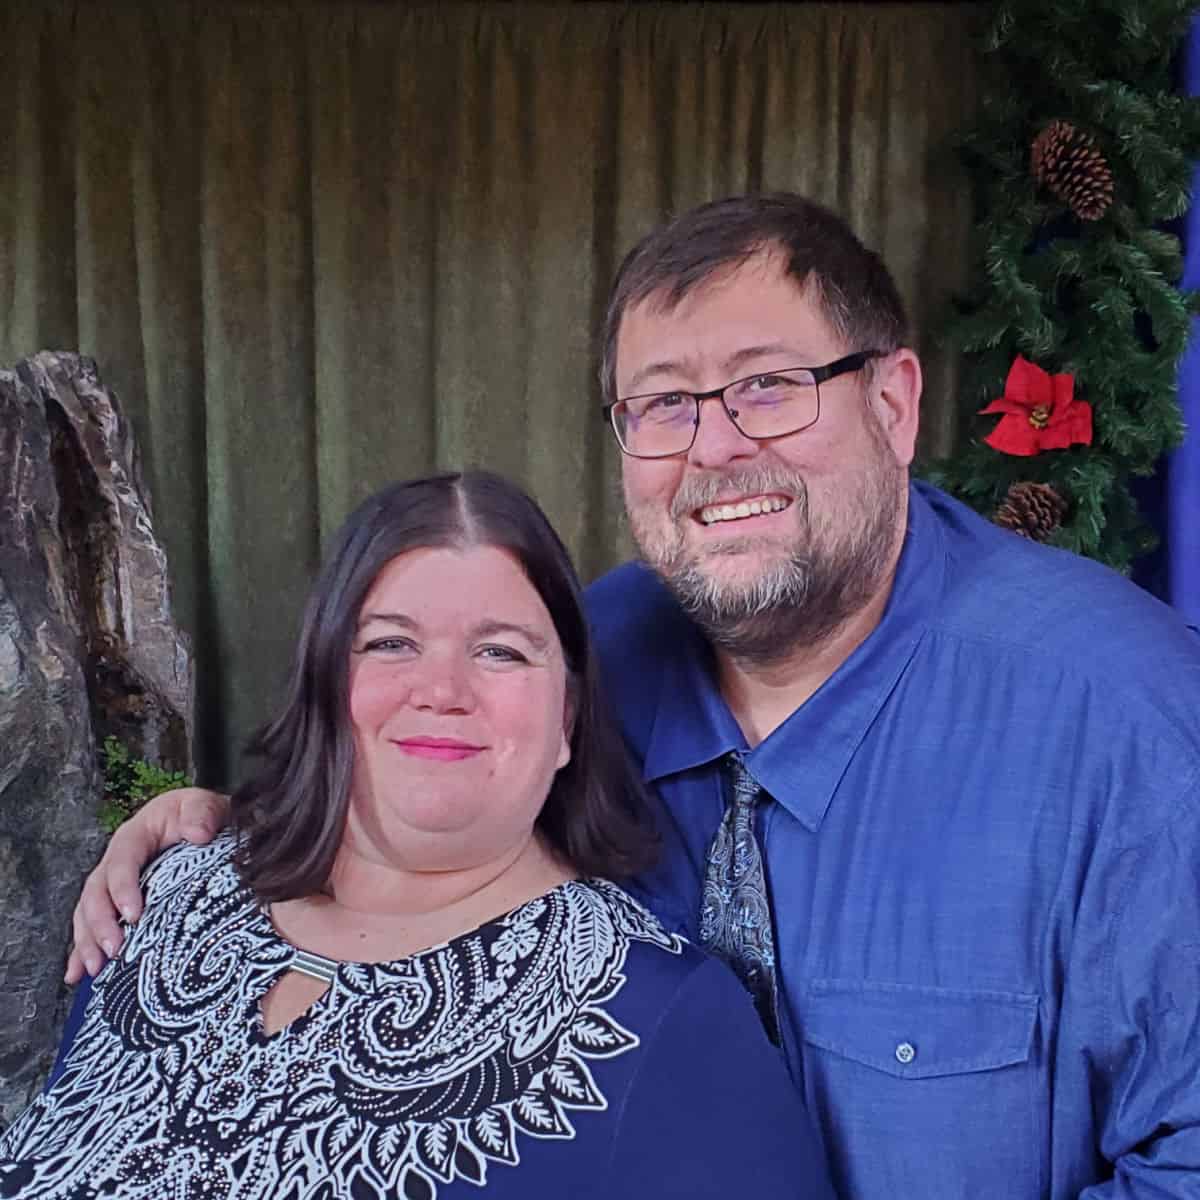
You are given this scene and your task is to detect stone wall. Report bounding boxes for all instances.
[0,352,193,1127]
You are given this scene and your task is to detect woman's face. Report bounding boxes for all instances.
[345,544,572,873]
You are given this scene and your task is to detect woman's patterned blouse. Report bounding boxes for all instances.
[0,835,686,1200]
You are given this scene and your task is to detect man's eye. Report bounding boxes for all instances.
[748,374,784,390]
[738,374,807,406]
[639,393,691,422]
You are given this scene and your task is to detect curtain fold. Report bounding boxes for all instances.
[0,1,981,779]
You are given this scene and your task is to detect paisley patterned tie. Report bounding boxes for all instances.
[698,753,781,1044]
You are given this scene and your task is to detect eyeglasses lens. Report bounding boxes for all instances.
[614,370,818,457]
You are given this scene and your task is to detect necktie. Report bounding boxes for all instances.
[698,753,781,1044]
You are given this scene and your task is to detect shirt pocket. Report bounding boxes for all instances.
[800,980,1041,1200]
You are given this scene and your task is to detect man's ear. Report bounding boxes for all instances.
[870,348,922,468]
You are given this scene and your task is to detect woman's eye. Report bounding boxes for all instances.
[478,644,528,664]
[358,636,416,654]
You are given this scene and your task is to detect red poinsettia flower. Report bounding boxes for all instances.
[979,356,1092,457]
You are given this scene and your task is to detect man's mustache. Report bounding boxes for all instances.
[668,466,809,522]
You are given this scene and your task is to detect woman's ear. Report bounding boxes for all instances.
[557,690,576,770]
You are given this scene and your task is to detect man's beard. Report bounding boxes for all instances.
[629,431,906,666]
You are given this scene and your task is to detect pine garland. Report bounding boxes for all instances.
[925,0,1200,572]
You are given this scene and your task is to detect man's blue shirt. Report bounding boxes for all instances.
[586,481,1200,1200]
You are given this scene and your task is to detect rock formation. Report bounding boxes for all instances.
[0,352,193,1128]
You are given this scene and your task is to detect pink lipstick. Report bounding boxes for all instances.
[392,737,484,762]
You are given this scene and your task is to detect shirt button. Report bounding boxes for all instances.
[894,1041,916,1065]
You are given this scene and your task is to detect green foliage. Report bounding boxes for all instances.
[99,735,190,834]
[927,0,1200,569]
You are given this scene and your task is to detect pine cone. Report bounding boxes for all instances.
[1030,120,1114,221]
[994,481,1069,541]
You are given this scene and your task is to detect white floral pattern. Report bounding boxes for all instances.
[0,836,683,1200]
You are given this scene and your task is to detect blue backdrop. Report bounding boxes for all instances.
[1169,19,1200,625]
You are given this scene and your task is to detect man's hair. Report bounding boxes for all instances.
[231,470,657,902]
[600,192,910,404]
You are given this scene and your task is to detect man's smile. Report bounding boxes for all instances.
[695,494,793,527]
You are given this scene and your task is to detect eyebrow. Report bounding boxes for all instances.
[357,612,419,632]
[357,612,551,653]
[624,343,812,395]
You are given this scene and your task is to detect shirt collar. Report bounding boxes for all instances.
[642,481,945,831]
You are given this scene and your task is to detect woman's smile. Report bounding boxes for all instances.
[392,736,486,762]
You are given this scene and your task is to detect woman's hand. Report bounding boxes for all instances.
[66,787,231,983]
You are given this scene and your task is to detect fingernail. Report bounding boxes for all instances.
[120,908,137,924]
[101,940,116,958]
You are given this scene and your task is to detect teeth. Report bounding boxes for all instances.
[699,496,790,525]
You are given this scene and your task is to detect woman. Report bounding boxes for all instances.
[1,471,833,1200]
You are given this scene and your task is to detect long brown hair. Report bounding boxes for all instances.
[231,470,657,902]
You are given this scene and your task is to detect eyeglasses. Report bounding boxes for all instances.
[603,350,884,459]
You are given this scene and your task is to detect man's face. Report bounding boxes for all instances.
[615,251,918,662]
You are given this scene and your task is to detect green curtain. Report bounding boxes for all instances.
[0,1,981,782]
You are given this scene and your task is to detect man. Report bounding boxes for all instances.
[69,194,1200,1197]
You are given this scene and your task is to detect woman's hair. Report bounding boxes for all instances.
[230,469,658,902]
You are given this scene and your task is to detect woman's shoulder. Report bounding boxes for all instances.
[566,877,696,963]
[140,829,239,893]
[563,878,718,996]
[572,879,761,1026]
[565,883,834,1198]
[131,830,245,933]
[468,877,709,1064]
[564,881,790,1090]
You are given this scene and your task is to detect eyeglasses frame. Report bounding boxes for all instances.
[602,349,885,459]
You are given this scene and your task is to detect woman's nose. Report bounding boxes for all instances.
[409,658,475,714]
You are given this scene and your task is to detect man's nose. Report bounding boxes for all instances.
[686,394,761,470]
